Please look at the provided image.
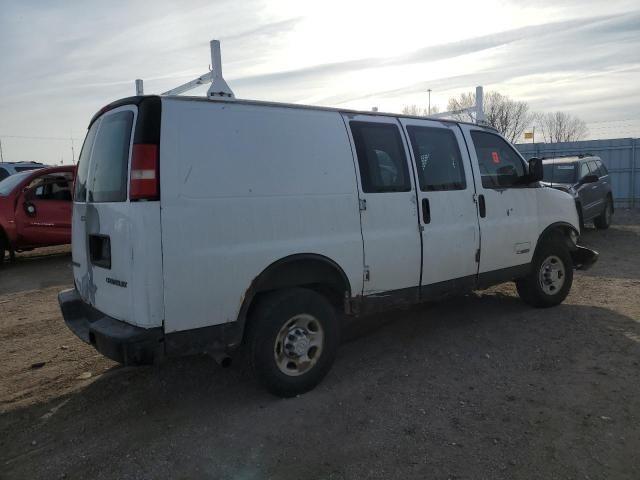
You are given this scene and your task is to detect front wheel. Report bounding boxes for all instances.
[516,236,573,308]
[246,288,340,397]
[594,197,613,230]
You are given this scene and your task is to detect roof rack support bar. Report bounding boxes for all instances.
[136,39,235,98]
[429,85,487,125]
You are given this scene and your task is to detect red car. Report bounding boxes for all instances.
[0,165,76,262]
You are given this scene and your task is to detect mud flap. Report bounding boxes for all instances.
[570,245,599,271]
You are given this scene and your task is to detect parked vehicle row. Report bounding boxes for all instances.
[58,95,598,397]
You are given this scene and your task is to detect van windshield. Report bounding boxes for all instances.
[0,170,31,196]
[543,163,577,184]
[86,110,134,203]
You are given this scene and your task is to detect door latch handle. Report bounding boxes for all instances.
[422,198,431,224]
[478,194,486,218]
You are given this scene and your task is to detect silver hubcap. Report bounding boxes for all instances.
[274,314,324,377]
[538,255,566,295]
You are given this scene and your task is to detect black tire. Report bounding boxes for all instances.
[594,197,613,230]
[0,234,6,266]
[516,235,573,308]
[246,287,340,397]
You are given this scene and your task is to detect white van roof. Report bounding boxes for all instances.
[93,95,496,133]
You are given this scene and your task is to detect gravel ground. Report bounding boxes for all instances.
[1,213,639,480]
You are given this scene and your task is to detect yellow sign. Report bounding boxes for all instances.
[524,132,534,139]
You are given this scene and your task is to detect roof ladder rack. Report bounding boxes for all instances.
[135,39,235,99]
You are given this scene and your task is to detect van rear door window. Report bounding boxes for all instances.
[87,111,133,203]
[74,119,100,202]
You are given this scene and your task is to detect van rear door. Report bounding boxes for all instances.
[72,99,164,329]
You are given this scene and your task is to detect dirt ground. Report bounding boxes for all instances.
[1,213,639,480]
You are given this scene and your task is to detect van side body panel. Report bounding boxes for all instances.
[159,98,364,333]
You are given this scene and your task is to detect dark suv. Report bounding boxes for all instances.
[541,155,613,230]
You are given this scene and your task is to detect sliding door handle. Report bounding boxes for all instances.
[478,194,486,218]
[422,198,431,224]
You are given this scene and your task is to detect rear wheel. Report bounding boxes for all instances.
[246,288,340,397]
[594,197,613,230]
[516,235,573,308]
[0,234,6,266]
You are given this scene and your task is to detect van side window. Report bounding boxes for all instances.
[350,122,411,193]
[470,131,526,188]
[406,126,466,191]
[87,111,133,203]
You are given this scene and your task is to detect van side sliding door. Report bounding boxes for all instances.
[342,114,422,298]
[398,119,481,295]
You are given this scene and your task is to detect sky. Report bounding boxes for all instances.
[0,0,639,165]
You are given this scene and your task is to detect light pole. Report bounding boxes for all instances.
[427,89,432,115]
[0,138,4,163]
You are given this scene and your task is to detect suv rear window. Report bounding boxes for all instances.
[542,163,577,184]
[87,111,134,202]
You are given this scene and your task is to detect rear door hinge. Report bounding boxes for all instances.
[359,198,367,211]
[472,193,478,204]
[475,249,481,263]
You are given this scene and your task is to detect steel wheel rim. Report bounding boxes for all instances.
[538,255,566,296]
[274,314,324,377]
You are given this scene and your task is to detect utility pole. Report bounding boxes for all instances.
[71,136,76,164]
[427,89,432,115]
[0,138,4,163]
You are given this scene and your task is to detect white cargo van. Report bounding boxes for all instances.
[59,95,598,396]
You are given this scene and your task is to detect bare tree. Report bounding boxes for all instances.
[446,92,476,122]
[447,91,532,143]
[536,112,588,143]
[401,104,440,116]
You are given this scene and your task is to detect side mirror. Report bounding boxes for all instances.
[528,157,544,183]
[580,174,599,185]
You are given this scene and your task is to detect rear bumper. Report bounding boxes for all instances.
[571,245,599,271]
[58,288,164,365]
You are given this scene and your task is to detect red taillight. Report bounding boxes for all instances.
[130,144,159,201]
